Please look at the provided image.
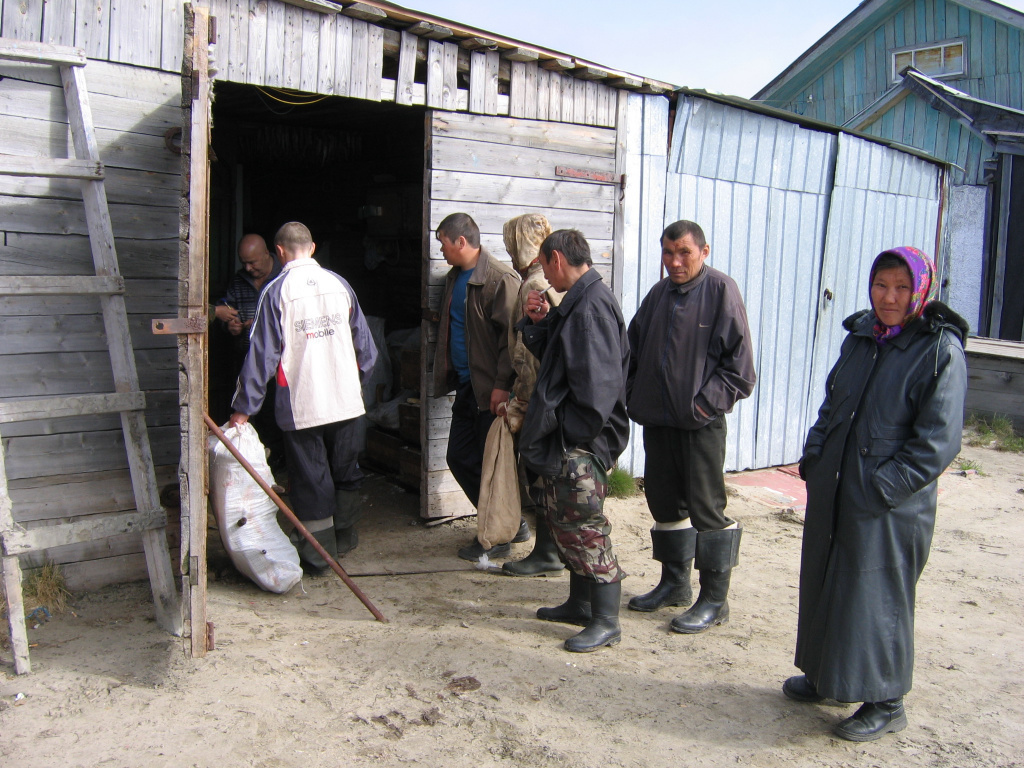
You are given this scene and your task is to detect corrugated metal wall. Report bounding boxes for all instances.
[662,96,837,471]
[616,93,670,475]
[807,133,942,431]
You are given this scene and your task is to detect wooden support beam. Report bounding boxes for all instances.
[0,275,123,295]
[405,21,452,40]
[341,2,386,22]
[504,47,539,62]
[1,508,168,557]
[609,76,644,90]
[575,65,612,81]
[0,38,86,66]
[541,57,573,72]
[0,392,146,424]
[461,37,498,51]
[0,156,103,180]
[280,0,342,11]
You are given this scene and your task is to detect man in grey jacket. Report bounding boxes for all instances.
[626,220,756,634]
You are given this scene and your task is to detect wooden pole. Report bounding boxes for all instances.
[203,414,388,623]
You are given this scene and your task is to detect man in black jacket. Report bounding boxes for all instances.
[626,220,756,634]
[518,229,630,653]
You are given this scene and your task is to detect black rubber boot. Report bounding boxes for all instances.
[334,489,362,556]
[537,571,592,626]
[511,516,532,543]
[669,525,741,634]
[627,527,696,612]
[291,520,338,575]
[503,518,564,576]
[833,699,907,742]
[564,580,622,653]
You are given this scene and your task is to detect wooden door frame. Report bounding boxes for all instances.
[179,4,212,659]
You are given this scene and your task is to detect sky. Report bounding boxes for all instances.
[404,0,1024,98]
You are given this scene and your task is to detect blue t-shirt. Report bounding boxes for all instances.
[449,267,472,383]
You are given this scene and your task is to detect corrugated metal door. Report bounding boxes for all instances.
[807,134,943,430]
[423,110,619,518]
[661,96,837,471]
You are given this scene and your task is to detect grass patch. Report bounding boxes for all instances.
[0,560,70,620]
[965,413,1024,452]
[955,456,983,473]
[607,467,639,498]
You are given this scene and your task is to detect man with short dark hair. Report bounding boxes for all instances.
[432,212,526,561]
[230,221,377,573]
[626,220,756,634]
[518,229,630,653]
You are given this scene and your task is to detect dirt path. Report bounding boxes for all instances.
[2,442,1022,767]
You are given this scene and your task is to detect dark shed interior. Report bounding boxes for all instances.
[206,83,426,482]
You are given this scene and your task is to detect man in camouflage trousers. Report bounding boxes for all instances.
[517,229,630,653]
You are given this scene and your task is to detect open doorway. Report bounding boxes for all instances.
[206,81,425,490]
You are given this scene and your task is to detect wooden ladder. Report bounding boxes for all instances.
[0,38,181,674]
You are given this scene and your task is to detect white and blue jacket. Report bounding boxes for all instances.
[232,257,377,431]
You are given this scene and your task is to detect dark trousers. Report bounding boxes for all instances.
[283,417,364,522]
[446,379,495,509]
[643,419,733,532]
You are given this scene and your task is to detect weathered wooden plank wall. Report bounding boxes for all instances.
[201,0,619,128]
[423,111,618,517]
[0,55,182,590]
[0,0,185,70]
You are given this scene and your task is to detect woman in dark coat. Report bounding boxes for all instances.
[783,246,968,741]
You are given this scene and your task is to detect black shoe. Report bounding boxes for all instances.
[511,517,531,543]
[833,699,907,742]
[564,580,621,653]
[782,675,824,703]
[503,519,564,577]
[537,571,591,626]
[457,539,511,561]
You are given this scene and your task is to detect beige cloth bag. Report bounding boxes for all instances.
[476,417,522,550]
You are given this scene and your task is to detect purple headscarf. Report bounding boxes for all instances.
[870,246,935,345]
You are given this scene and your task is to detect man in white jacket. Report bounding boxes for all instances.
[230,222,377,572]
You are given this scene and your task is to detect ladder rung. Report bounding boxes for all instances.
[1,509,167,557]
[0,276,124,296]
[0,39,86,67]
[0,155,103,180]
[0,392,146,424]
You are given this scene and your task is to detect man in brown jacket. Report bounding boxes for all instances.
[432,213,526,560]
[626,220,756,634]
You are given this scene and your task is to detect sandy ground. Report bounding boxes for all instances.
[2,441,1023,768]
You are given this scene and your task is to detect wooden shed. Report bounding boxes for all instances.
[1,1,953,664]
[0,0,675,658]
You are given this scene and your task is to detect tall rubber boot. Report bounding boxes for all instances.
[291,518,338,574]
[503,517,564,576]
[627,527,696,612]
[334,489,362,556]
[670,525,742,634]
[537,571,592,626]
[564,580,621,653]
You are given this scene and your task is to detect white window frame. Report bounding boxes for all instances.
[890,38,967,83]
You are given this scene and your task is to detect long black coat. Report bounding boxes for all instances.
[795,302,968,703]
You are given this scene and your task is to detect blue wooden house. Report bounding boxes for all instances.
[755,0,1024,341]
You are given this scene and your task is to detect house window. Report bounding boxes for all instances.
[892,40,965,82]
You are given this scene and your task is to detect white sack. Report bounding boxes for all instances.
[208,422,302,593]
